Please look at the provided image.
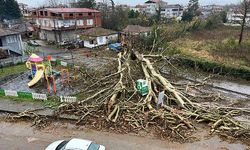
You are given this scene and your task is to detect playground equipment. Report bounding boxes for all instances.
[26,53,81,94]
[61,69,70,86]
[26,54,45,87]
[26,54,57,93]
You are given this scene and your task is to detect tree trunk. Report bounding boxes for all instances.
[239,1,248,45]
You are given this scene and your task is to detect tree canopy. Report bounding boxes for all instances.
[182,0,199,22]
[0,0,21,21]
[72,0,96,9]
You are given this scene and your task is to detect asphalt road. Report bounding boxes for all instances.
[0,121,247,150]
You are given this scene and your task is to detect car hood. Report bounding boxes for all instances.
[45,140,64,150]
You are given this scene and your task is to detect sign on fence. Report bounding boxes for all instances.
[32,93,47,101]
[5,90,18,97]
[60,96,77,103]
[60,61,68,67]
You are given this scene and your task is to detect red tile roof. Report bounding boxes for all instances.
[45,8,100,13]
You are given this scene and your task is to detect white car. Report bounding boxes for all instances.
[45,138,105,150]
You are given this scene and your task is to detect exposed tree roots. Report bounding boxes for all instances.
[53,49,250,141]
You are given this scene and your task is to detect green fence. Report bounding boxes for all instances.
[17,91,33,99]
[0,89,5,96]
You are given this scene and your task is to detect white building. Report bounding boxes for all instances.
[144,0,167,15]
[79,27,118,49]
[130,5,147,14]
[201,5,224,18]
[161,4,183,19]
[227,8,250,26]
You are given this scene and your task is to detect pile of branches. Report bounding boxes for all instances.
[56,48,250,141]
[6,109,49,129]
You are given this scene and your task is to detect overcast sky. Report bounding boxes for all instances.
[17,0,240,7]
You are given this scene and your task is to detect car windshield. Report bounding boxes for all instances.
[87,143,100,150]
[55,140,69,150]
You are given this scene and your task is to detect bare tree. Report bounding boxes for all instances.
[239,0,250,45]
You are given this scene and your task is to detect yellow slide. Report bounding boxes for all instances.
[28,69,44,87]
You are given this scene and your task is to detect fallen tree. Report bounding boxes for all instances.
[54,48,250,141]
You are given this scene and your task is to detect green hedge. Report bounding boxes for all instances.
[177,57,250,80]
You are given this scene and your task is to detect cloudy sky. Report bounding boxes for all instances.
[17,0,240,7]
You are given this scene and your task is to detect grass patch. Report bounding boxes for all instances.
[0,64,27,78]
[166,26,250,72]
[0,95,61,108]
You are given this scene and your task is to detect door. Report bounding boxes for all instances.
[0,38,2,47]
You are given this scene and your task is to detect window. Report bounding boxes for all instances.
[99,37,103,43]
[90,40,94,44]
[45,11,48,16]
[69,13,73,17]
[87,19,93,26]
[77,20,84,26]
[40,11,43,16]
[51,13,56,16]
[88,12,92,16]
[55,140,69,150]
[6,36,17,43]
[79,13,83,16]
[87,143,100,150]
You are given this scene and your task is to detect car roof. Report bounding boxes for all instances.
[65,138,92,150]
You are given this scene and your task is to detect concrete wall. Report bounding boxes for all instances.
[0,34,23,55]
[39,29,83,42]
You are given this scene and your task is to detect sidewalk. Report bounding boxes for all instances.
[0,98,54,116]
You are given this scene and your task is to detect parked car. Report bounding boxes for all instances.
[27,40,40,47]
[45,138,105,150]
[59,41,70,47]
[109,43,122,52]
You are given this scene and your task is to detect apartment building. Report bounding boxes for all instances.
[201,5,224,18]
[144,0,167,15]
[161,4,183,19]
[227,8,250,26]
[32,8,101,43]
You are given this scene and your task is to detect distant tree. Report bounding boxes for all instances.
[182,0,199,22]
[47,0,60,7]
[0,0,4,21]
[239,0,250,45]
[128,10,140,18]
[4,0,21,20]
[128,10,136,18]
[205,13,224,29]
[72,0,96,9]
[220,11,227,23]
[100,3,128,31]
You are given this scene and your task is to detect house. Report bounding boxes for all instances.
[0,28,24,56]
[31,8,102,43]
[144,0,167,15]
[161,4,183,19]
[79,27,118,48]
[10,22,35,38]
[122,25,151,36]
[227,8,250,26]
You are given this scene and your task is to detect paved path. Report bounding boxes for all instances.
[0,99,54,116]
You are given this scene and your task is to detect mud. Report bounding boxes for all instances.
[0,121,248,150]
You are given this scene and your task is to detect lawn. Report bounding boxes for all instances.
[0,64,27,78]
[168,25,250,69]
